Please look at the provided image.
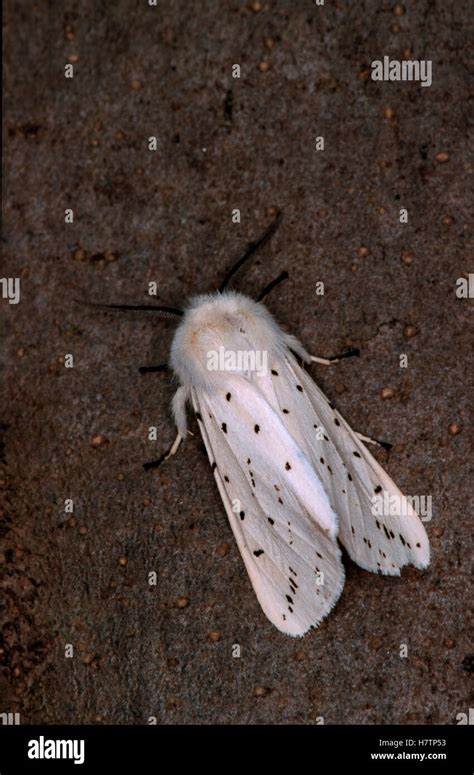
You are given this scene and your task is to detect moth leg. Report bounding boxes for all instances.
[309,348,360,366]
[172,386,188,438]
[144,387,189,470]
[139,364,169,374]
[143,433,182,470]
[355,431,392,451]
[310,356,341,366]
[167,433,182,456]
[285,334,359,365]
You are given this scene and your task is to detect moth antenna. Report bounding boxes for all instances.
[218,210,282,292]
[75,299,184,319]
[256,270,289,303]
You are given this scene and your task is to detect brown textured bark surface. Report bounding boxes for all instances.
[2,0,473,724]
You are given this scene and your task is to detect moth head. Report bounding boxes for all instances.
[170,291,283,389]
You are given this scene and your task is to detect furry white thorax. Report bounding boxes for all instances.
[170,291,308,396]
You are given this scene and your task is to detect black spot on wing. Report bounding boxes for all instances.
[253,549,264,557]
[226,392,231,401]
[254,424,260,434]
[221,422,227,433]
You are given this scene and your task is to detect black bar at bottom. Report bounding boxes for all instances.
[0,724,471,773]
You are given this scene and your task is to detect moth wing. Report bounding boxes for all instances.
[266,354,430,576]
[191,376,345,637]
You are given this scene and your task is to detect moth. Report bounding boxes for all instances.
[92,215,430,636]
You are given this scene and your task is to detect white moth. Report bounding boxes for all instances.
[93,221,430,637]
[166,290,430,637]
